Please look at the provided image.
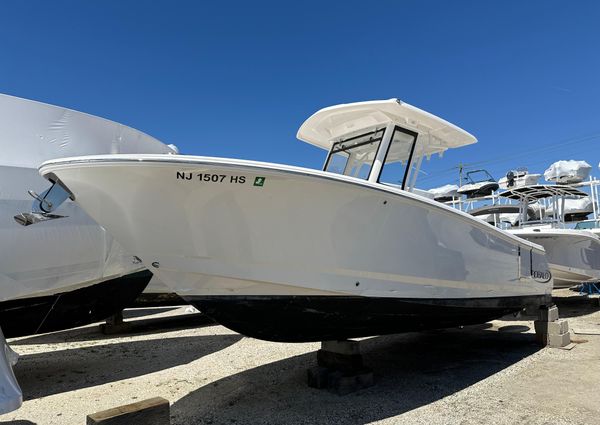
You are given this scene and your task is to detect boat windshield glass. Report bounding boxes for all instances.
[378,126,418,188]
[324,129,384,179]
[575,220,600,230]
[466,170,495,184]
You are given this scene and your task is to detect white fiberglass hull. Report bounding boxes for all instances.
[41,155,553,341]
[509,228,600,288]
[498,173,541,189]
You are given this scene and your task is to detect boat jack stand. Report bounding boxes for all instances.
[307,340,374,395]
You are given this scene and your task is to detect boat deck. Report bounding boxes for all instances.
[1,290,599,425]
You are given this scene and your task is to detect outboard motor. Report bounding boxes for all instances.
[506,170,516,188]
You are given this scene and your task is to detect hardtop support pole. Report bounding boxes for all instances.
[368,123,395,184]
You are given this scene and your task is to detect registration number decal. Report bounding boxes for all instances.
[176,171,263,185]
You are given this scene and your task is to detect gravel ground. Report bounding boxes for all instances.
[0,290,599,425]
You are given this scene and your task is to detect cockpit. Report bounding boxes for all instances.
[297,98,477,194]
[323,125,419,190]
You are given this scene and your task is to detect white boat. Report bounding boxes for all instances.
[544,160,592,184]
[469,205,526,228]
[457,170,499,198]
[544,197,594,222]
[427,184,459,202]
[35,99,553,342]
[499,185,600,288]
[1,94,175,337]
[498,168,541,189]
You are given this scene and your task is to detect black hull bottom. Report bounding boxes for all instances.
[0,270,152,338]
[463,185,500,199]
[189,294,551,342]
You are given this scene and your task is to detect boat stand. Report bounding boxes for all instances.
[579,281,600,296]
[100,309,213,335]
[534,305,574,349]
[307,340,374,395]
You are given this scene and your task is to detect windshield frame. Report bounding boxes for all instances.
[322,128,385,178]
[377,125,419,190]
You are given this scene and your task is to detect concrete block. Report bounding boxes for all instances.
[307,366,330,389]
[87,397,169,425]
[548,332,571,348]
[547,319,569,335]
[535,319,569,336]
[317,350,363,373]
[538,305,559,322]
[355,368,375,388]
[328,369,374,395]
[321,340,360,355]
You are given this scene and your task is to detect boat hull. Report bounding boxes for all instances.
[509,228,600,288]
[0,270,151,338]
[457,182,499,198]
[190,294,549,342]
[40,155,553,341]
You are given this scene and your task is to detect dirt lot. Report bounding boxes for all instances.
[1,290,599,425]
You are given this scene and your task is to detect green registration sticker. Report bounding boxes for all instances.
[254,177,266,187]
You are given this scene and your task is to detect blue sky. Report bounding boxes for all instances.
[1,1,599,188]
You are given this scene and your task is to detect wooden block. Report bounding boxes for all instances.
[557,342,577,351]
[328,368,374,395]
[572,328,600,335]
[87,397,169,425]
[321,340,360,355]
[317,350,363,373]
[535,331,548,346]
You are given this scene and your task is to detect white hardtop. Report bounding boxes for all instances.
[297,99,477,156]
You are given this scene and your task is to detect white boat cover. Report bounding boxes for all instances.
[411,187,436,200]
[1,94,173,168]
[545,197,594,218]
[477,213,520,226]
[427,184,459,199]
[544,160,592,184]
[0,94,174,302]
[0,327,21,414]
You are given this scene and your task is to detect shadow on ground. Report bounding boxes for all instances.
[122,306,182,319]
[172,327,541,425]
[10,314,215,346]
[14,333,242,400]
[0,421,37,424]
[552,294,600,319]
